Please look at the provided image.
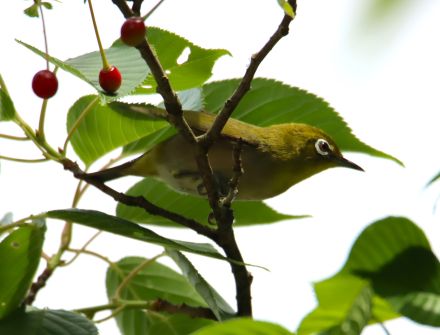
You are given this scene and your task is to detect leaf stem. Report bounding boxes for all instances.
[0,155,47,163]
[38,2,50,69]
[87,0,110,69]
[0,133,29,141]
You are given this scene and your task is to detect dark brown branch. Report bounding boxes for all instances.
[151,299,217,320]
[25,267,53,305]
[131,0,143,16]
[62,159,217,239]
[111,0,133,17]
[221,140,243,207]
[201,9,296,148]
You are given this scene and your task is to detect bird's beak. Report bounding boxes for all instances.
[333,155,364,171]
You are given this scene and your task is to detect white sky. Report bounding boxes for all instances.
[1,0,440,334]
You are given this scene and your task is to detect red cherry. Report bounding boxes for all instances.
[99,66,122,94]
[120,17,146,47]
[32,70,58,99]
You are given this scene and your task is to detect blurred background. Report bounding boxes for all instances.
[1,0,440,334]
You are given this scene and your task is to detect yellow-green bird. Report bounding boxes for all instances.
[89,108,363,200]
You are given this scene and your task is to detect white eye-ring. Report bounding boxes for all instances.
[315,138,332,156]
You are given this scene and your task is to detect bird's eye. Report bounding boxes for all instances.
[315,139,332,156]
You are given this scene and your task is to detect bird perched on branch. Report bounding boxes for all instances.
[87,105,363,200]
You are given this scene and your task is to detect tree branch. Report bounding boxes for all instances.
[201,8,296,148]
[62,159,217,239]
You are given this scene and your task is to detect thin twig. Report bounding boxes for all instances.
[63,231,102,266]
[0,133,29,141]
[0,155,47,163]
[201,7,296,148]
[142,0,166,20]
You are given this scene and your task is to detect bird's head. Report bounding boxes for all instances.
[267,123,363,181]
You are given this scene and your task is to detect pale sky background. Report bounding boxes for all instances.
[1,0,440,334]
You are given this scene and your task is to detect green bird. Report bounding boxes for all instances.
[88,107,363,200]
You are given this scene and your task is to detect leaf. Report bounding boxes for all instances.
[106,257,215,335]
[189,318,294,335]
[17,40,150,103]
[203,78,402,165]
[0,308,98,335]
[166,249,235,320]
[427,170,440,187]
[298,275,385,335]
[45,209,226,261]
[66,95,169,166]
[277,0,295,18]
[116,178,300,227]
[0,222,45,319]
[343,217,440,326]
[0,75,16,122]
[131,27,230,94]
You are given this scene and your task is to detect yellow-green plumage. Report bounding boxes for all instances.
[89,109,362,200]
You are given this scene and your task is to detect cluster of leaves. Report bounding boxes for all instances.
[1,3,440,335]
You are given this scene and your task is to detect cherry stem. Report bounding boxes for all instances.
[87,0,110,70]
[38,3,50,69]
[142,0,166,21]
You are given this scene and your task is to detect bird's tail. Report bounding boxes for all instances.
[86,160,137,182]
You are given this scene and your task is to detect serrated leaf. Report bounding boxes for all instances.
[203,78,401,165]
[0,75,16,122]
[106,257,214,335]
[66,95,169,166]
[130,27,230,94]
[166,249,235,320]
[190,318,294,335]
[0,222,46,319]
[0,308,98,335]
[116,178,299,227]
[17,40,150,103]
[45,209,226,261]
[343,217,440,326]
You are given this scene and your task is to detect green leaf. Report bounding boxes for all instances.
[131,27,230,94]
[17,40,150,103]
[166,249,235,320]
[23,4,39,17]
[277,0,295,17]
[427,170,440,187]
[66,95,169,166]
[343,217,440,326]
[0,308,98,335]
[190,318,294,335]
[106,257,215,335]
[298,275,385,335]
[0,75,16,122]
[116,178,300,227]
[203,78,402,165]
[45,209,226,261]
[0,222,45,319]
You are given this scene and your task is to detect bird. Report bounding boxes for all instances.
[87,107,363,200]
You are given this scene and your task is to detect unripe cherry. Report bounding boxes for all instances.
[99,66,122,94]
[32,70,58,99]
[120,17,146,47]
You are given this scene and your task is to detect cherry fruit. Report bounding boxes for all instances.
[120,17,146,46]
[32,70,58,99]
[99,66,122,94]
